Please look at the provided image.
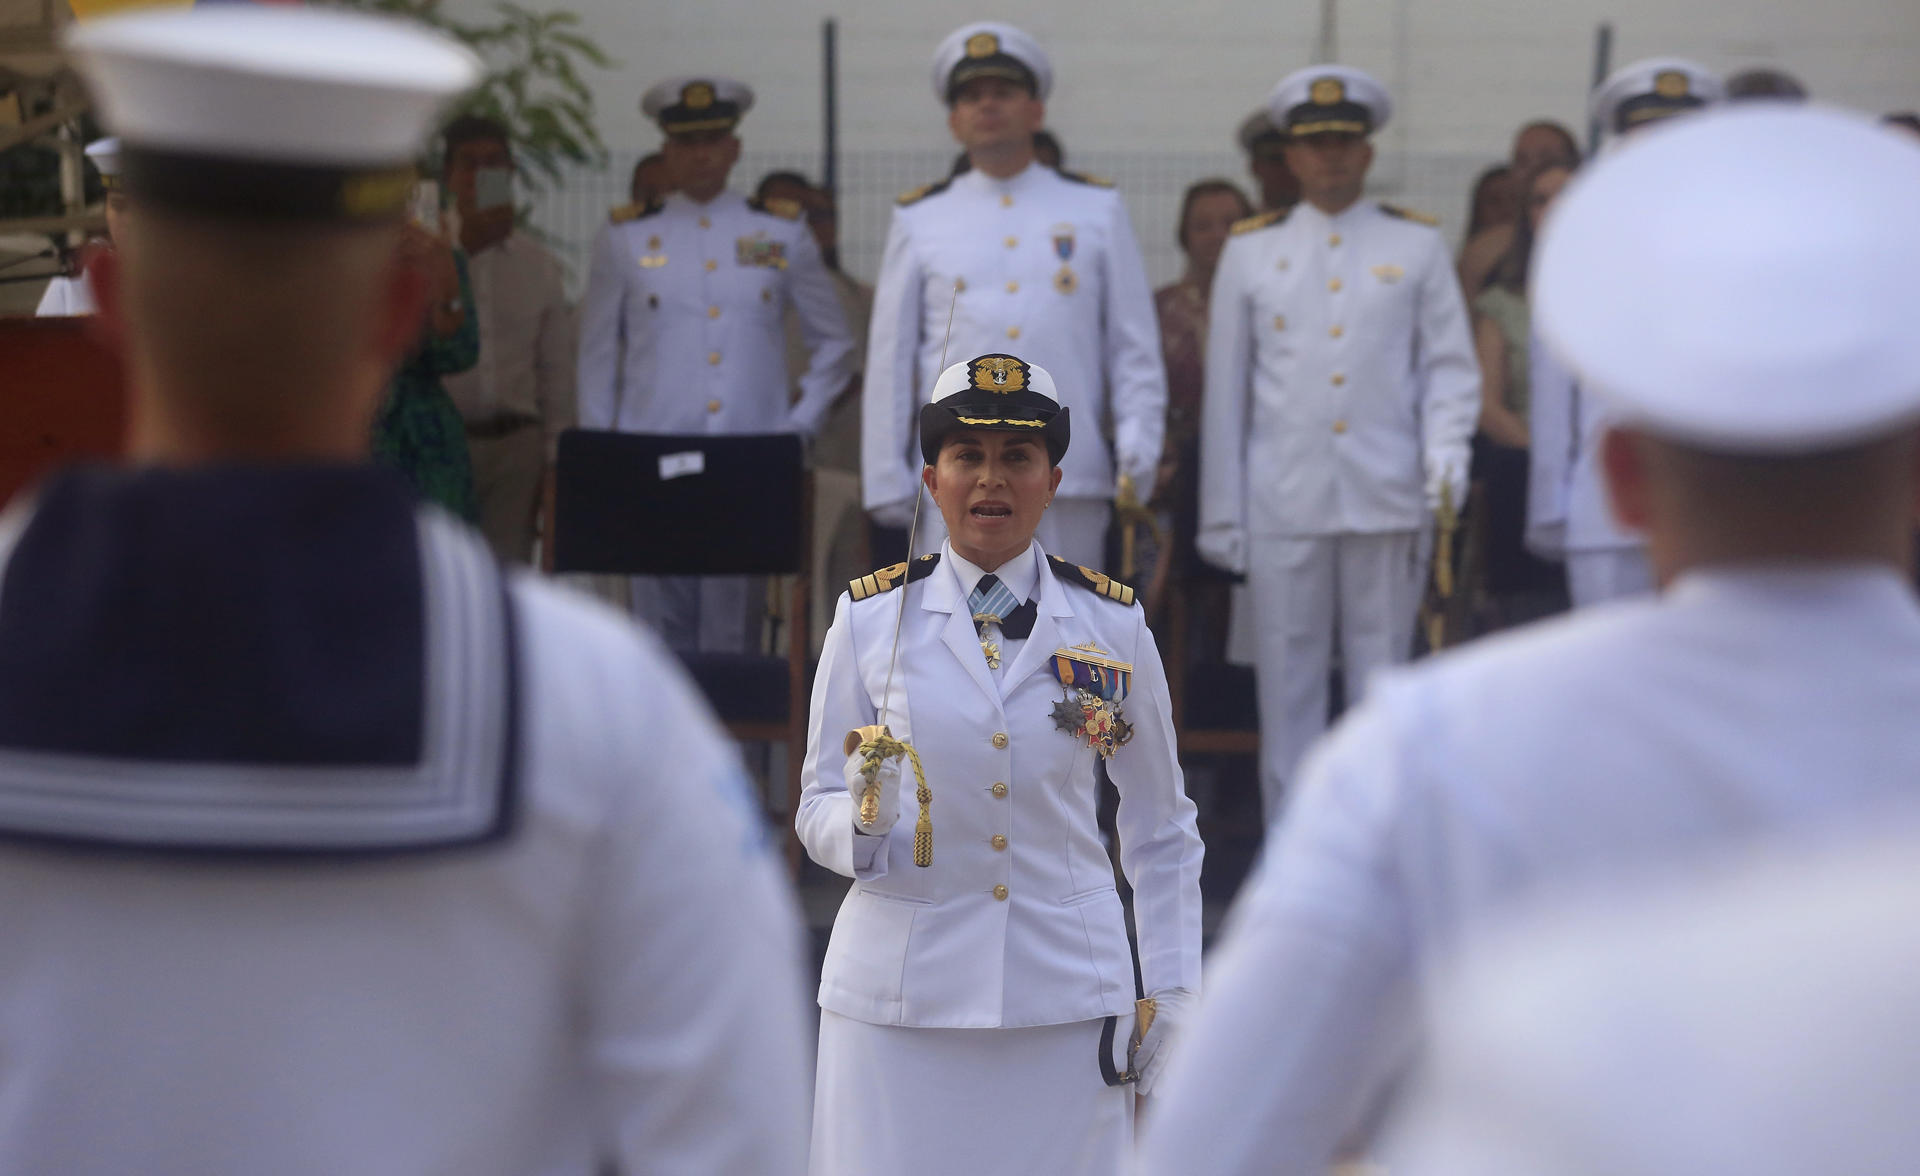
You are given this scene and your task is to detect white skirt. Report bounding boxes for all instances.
[809,1010,1133,1176]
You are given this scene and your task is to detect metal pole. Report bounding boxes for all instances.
[1588,23,1614,154]
[822,18,839,194]
[1314,0,1338,64]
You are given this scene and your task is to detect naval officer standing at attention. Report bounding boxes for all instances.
[800,353,1203,1176]
[577,74,856,651]
[862,23,1167,568]
[34,137,122,317]
[1198,65,1480,823]
[0,7,812,1173]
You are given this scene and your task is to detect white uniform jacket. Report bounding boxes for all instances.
[797,542,1203,1029]
[1199,202,1480,542]
[862,164,1167,509]
[1140,565,1920,1176]
[35,273,97,316]
[577,189,855,437]
[1525,333,1640,559]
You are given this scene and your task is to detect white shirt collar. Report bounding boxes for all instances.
[960,159,1045,198]
[944,540,1039,604]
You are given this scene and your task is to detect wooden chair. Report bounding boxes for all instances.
[549,429,812,871]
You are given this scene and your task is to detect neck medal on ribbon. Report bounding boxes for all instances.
[1050,642,1134,758]
[1052,223,1078,295]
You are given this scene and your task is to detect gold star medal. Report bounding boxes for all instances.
[1054,266,1078,295]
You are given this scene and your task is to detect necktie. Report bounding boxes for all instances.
[969,574,1036,669]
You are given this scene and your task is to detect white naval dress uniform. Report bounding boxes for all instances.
[798,540,1203,1176]
[577,188,857,650]
[861,164,1167,568]
[1525,334,1653,605]
[34,272,97,316]
[1199,201,1480,818]
[1139,565,1920,1176]
[0,471,813,1176]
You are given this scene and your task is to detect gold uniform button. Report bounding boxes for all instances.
[1330,325,1345,338]
[708,306,721,319]
[1000,194,1014,208]
[991,782,1008,798]
[1329,233,1342,246]
[1329,277,1344,292]
[993,884,1009,901]
[1006,326,1021,340]
[991,732,1009,749]
[1332,372,1347,386]
[1006,281,1020,293]
[1332,419,1349,434]
[991,835,1008,851]
[698,215,711,229]
[708,351,722,365]
[1273,315,1287,331]
[707,399,722,414]
[704,259,717,272]
[1004,236,1018,249]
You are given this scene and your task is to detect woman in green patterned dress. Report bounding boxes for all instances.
[371,223,480,520]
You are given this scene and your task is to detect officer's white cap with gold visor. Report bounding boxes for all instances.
[930,22,1052,105]
[83,137,121,188]
[63,4,478,222]
[641,76,755,136]
[1533,104,1920,455]
[1591,58,1724,138]
[1267,64,1392,138]
[919,353,1071,466]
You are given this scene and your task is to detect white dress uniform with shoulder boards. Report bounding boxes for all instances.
[801,356,1203,1176]
[0,12,813,1174]
[34,138,118,318]
[862,23,1167,569]
[1198,66,1480,820]
[576,77,856,651]
[1142,104,1920,1176]
[1526,59,1723,608]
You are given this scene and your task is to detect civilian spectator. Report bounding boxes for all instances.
[629,151,671,204]
[438,114,577,565]
[371,220,480,520]
[1463,164,1516,239]
[1033,128,1064,168]
[1457,121,1579,298]
[1236,109,1300,211]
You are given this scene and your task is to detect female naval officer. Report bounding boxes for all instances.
[797,352,1203,1175]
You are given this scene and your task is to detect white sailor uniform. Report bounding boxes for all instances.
[797,540,1203,1176]
[1199,199,1479,818]
[577,188,856,650]
[861,164,1167,567]
[34,273,98,316]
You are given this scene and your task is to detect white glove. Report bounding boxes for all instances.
[1132,987,1196,1097]
[1195,524,1248,576]
[867,496,916,530]
[845,746,901,837]
[1425,462,1469,516]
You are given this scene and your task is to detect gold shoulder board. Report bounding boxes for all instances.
[1059,169,1117,188]
[1047,555,1137,606]
[1231,209,1287,235]
[609,197,663,224]
[1379,202,1441,227]
[895,178,952,207]
[849,553,941,601]
[755,196,803,220]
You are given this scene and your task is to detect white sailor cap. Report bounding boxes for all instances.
[1268,65,1392,138]
[1534,105,1920,454]
[641,76,754,137]
[64,6,477,222]
[83,136,121,188]
[931,22,1052,105]
[919,353,1070,465]
[1237,109,1287,154]
[1591,58,1723,137]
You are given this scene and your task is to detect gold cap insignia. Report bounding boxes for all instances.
[683,81,716,109]
[1653,70,1690,99]
[971,355,1029,393]
[1310,77,1346,105]
[966,31,1000,58]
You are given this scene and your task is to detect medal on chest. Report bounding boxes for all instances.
[638,234,667,269]
[1052,223,1078,295]
[1049,642,1134,758]
[737,234,788,269]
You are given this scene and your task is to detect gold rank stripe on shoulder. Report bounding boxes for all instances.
[1231,208,1288,235]
[609,197,664,224]
[1046,556,1136,606]
[849,553,941,601]
[750,195,803,220]
[1057,168,1117,188]
[1379,202,1441,227]
[896,177,953,207]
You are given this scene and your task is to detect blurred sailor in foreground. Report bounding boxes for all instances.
[578,73,855,651]
[802,354,1202,1175]
[1526,58,1722,606]
[0,8,810,1174]
[34,136,122,317]
[1390,834,1920,1176]
[1141,103,1920,1175]
[862,22,1167,568]
[1198,65,1480,820]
